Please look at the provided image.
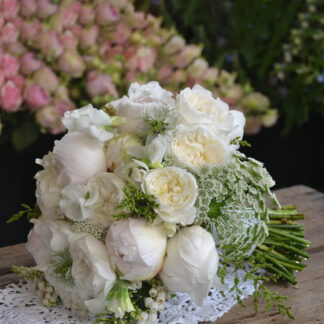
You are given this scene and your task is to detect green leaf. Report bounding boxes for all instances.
[11,119,39,151]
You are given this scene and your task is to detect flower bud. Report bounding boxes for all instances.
[3,0,19,20]
[86,70,118,98]
[60,2,81,28]
[0,80,22,112]
[20,20,41,43]
[36,105,60,129]
[60,31,79,51]
[38,31,64,58]
[36,0,58,19]
[58,50,85,77]
[164,35,185,55]
[78,5,95,25]
[241,92,270,112]
[172,45,202,68]
[95,3,120,26]
[2,54,20,78]
[9,75,25,91]
[80,25,99,49]
[110,22,131,45]
[20,52,42,75]
[34,67,59,93]
[24,84,50,110]
[1,22,19,43]
[20,0,37,17]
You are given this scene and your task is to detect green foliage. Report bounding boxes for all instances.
[7,203,41,224]
[194,152,279,259]
[113,183,159,222]
[50,248,74,286]
[12,265,44,281]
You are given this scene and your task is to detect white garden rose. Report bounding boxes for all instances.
[35,152,64,219]
[171,125,231,169]
[160,225,219,306]
[106,133,142,172]
[105,218,167,281]
[142,166,198,225]
[54,132,107,185]
[62,104,114,142]
[70,234,116,314]
[109,81,175,135]
[177,85,245,140]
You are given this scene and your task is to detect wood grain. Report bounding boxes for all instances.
[0,185,323,323]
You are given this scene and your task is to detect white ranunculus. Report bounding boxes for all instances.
[54,132,107,185]
[106,133,142,172]
[160,225,219,306]
[127,134,168,166]
[171,125,231,169]
[70,234,116,314]
[109,82,175,135]
[59,183,96,222]
[87,172,125,227]
[62,104,114,142]
[177,85,245,140]
[35,153,64,219]
[105,218,167,281]
[142,166,198,225]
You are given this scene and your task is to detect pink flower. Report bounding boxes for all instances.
[244,116,262,135]
[95,3,120,26]
[2,0,19,20]
[24,83,50,110]
[2,54,20,78]
[68,24,83,38]
[80,25,99,49]
[20,0,37,17]
[0,80,22,112]
[0,14,4,30]
[20,52,42,75]
[1,22,19,43]
[58,50,85,77]
[110,22,131,45]
[54,84,70,101]
[78,5,95,25]
[38,31,64,58]
[127,47,156,73]
[53,99,75,115]
[33,66,59,93]
[172,45,202,68]
[36,105,60,129]
[6,42,26,56]
[157,63,173,81]
[36,0,58,19]
[130,12,147,29]
[0,72,4,88]
[20,20,41,43]
[86,70,118,98]
[9,75,25,91]
[60,2,82,28]
[170,70,186,84]
[61,31,79,51]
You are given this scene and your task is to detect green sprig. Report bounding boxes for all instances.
[50,248,74,286]
[7,203,41,223]
[113,183,159,222]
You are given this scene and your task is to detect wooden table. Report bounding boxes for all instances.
[0,185,323,324]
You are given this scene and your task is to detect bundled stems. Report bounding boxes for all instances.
[253,205,310,284]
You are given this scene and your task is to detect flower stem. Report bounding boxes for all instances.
[268,228,311,245]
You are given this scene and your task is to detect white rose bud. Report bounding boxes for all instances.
[142,166,198,225]
[70,234,116,314]
[105,218,167,281]
[160,226,219,306]
[171,125,231,169]
[54,132,107,185]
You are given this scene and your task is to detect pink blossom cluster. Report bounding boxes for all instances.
[0,0,276,135]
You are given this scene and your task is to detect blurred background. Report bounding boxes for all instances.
[0,0,323,247]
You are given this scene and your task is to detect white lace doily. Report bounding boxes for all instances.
[0,266,255,324]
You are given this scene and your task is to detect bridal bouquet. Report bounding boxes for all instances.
[10,82,309,323]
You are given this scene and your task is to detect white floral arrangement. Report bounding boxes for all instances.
[10,82,309,323]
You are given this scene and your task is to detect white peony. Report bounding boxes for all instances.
[177,85,245,140]
[160,226,219,306]
[105,218,167,281]
[171,125,231,169]
[35,152,64,219]
[70,234,116,314]
[142,166,198,225]
[62,104,114,142]
[106,133,142,172]
[109,82,175,136]
[54,132,107,185]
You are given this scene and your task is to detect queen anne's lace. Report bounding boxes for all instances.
[0,265,255,324]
